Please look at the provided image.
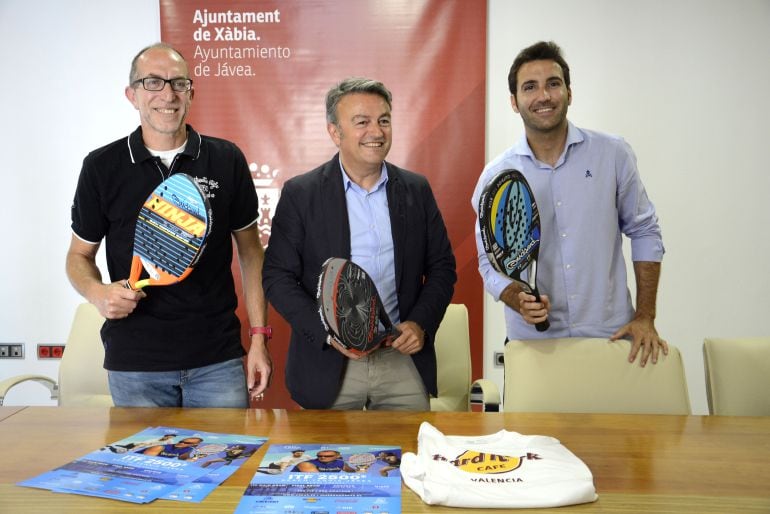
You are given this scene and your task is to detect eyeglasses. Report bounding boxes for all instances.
[317,454,337,459]
[132,76,193,92]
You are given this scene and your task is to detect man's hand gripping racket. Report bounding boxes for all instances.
[478,169,549,331]
[317,257,400,356]
[125,173,211,291]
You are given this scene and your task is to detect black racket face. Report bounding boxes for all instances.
[317,257,384,354]
[478,169,541,282]
[133,173,210,280]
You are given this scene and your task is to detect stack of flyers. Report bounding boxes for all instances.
[17,426,266,504]
[235,443,402,514]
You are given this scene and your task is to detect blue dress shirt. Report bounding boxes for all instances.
[471,122,664,340]
[341,162,400,325]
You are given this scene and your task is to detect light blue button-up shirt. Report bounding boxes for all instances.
[341,162,400,325]
[471,122,664,340]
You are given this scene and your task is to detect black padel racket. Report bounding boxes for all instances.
[317,257,400,355]
[126,173,211,290]
[478,169,549,331]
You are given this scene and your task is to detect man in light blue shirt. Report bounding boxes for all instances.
[472,41,667,366]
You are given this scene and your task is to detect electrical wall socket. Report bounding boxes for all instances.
[0,343,25,359]
[37,344,66,359]
[493,351,504,367]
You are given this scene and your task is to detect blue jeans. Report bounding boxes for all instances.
[107,357,248,407]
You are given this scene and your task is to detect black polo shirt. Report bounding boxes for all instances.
[71,125,258,371]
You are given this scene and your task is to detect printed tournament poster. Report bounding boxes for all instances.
[18,426,266,504]
[235,443,402,514]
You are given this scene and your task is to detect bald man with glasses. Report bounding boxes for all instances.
[66,42,272,408]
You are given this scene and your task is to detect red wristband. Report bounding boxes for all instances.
[249,326,272,339]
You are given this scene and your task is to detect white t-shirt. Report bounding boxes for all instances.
[147,141,187,169]
[401,422,597,508]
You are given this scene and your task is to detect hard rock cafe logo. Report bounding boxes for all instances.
[433,450,541,476]
[249,162,280,248]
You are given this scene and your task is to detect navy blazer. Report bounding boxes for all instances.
[263,155,457,409]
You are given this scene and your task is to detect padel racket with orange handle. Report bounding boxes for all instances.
[317,257,400,356]
[478,169,549,331]
[126,173,211,290]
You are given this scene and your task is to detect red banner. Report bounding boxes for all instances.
[160,0,486,408]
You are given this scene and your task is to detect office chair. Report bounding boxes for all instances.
[703,337,770,416]
[430,304,499,411]
[503,337,691,414]
[0,303,113,406]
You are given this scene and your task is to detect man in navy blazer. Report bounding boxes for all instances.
[263,77,456,410]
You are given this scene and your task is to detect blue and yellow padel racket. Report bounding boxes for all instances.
[478,169,549,331]
[126,173,211,290]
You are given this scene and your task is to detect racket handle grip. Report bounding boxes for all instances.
[532,288,549,331]
[124,279,145,291]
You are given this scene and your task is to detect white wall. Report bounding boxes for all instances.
[1,0,768,413]
[485,0,770,413]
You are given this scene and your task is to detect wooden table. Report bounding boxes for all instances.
[1,407,768,513]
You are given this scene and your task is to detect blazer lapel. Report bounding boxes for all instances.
[386,163,406,287]
[320,156,351,258]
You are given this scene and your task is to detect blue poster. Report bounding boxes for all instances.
[235,443,402,514]
[18,426,266,504]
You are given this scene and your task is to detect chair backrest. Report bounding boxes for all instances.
[430,304,471,411]
[703,337,770,416]
[503,338,691,414]
[58,303,113,406]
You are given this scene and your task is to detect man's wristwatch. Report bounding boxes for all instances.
[249,326,273,339]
